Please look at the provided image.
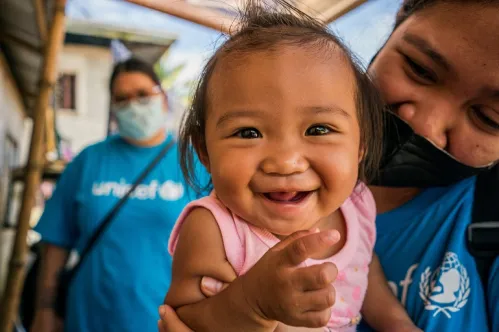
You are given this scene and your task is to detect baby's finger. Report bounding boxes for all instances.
[272,229,314,251]
[283,230,340,266]
[292,262,338,291]
[296,284,336,312]
[297,307,333,329]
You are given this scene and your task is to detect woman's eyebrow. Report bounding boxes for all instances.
[402,33,452,72]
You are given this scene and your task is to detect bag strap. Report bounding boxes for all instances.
[469,165,499,290]
[68,139,175,277]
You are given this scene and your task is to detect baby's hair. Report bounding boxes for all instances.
[179,0,384,192]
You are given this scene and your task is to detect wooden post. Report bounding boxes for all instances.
[45,104,58,160]
[0,1,67,331]
[124,0,236,34]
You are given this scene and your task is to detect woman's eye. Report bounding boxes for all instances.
[235,128,261,139]
[306,125,331,136]
[472,106,499,131]
[404,55,436,83]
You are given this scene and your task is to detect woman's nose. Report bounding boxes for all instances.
[396,101,457,150]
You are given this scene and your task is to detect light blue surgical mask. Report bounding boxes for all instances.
[113,94,166,141]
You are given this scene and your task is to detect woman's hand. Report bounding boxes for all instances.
[158,277,229,332]
[158,305,191,332]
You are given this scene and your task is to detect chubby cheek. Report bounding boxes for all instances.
[316,145,360,207]
[208,148,256,195]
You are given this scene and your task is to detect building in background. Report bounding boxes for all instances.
[54,19,177,155]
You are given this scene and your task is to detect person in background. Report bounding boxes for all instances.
[158,0,499,331]
[30,57,207,332]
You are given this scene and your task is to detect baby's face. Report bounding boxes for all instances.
[202,44,362,237]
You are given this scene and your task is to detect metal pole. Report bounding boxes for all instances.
[0,1,67,330]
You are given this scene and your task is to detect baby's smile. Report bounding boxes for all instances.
[262,191,312,203]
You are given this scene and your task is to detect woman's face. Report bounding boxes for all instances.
[370,2,499,167]
[111,71,166,111]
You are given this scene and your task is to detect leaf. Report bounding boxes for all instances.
[457,300,468,309]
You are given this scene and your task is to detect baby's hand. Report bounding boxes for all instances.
[240,229,341,328]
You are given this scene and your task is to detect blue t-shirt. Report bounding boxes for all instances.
[359,177,499,331]
[489,259,499,331]
[35,135,209,332]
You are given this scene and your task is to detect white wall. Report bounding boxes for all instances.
[0,51,26,297]
[56,44,113,154]
[0,53,25,155]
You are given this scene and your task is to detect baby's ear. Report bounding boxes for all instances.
[358,145,365,163]
[194,141,210,173]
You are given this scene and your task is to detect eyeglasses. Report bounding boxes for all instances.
[111,85,162,109]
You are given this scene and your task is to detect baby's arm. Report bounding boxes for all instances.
[165,207,277,332]
[361,254,422,332]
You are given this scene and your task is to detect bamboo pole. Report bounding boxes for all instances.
[124,0,236,34]
[0,1,67,331]
[45,104,58,160]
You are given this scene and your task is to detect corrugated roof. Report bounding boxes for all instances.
[186,0,366,23]
[123,0,365,36]
[0,0,53,117]
[0,1,177,118]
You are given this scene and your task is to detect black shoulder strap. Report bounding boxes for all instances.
[69,139,175,277]
[469,165,499,290]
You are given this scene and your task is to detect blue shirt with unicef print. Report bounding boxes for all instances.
[35,134,209,332]
[358,177,499,331]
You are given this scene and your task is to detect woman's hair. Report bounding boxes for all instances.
[395,0,499,28]
[179,0,385,192]
[109,57,162,93]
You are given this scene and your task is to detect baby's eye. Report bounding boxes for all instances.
[235,128,262,139]
[306,125,331,136]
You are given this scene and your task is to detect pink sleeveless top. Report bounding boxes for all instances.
[169,183,376,331]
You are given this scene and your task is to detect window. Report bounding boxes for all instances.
[55,73,77,111]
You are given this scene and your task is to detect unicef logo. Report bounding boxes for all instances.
[419,252,470,318]
[158,180,184,200]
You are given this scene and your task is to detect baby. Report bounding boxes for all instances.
[165,1,421,331]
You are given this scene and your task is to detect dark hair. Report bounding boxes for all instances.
[395,0,499,28]
[109,57,162,93]
[179,0,385,192]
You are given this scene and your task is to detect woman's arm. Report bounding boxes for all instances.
[30,244,69,332]
[361,254,422,332]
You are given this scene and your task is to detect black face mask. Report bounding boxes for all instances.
[371,112,493,188]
